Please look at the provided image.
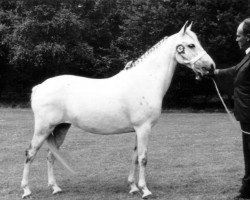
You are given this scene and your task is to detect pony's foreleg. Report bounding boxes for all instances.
[47,123,71,195]
[21,125,52,199]
[128,135,140,194]
[136,124,152,199]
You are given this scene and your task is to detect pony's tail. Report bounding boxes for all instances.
[46,136,75,174]
[30,84,40,106]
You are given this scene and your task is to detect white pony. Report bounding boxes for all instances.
[21,22,215,199]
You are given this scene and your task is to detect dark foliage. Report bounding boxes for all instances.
[0,0,248,107]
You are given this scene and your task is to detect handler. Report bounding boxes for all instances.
[207,18,250,199]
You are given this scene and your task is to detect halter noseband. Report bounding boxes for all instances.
[184,51,207,66]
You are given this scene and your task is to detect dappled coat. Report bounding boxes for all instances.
[216,52,250,122]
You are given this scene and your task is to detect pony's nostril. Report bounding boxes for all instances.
[211,64,215,70]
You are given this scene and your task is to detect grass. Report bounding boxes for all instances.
[0,108,247,200]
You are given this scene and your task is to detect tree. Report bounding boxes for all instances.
[0,0,248,106]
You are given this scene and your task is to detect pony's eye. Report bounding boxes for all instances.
[188,44,195,48]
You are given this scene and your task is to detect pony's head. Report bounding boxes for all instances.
[175,21,215,78]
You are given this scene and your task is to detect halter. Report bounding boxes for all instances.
[176,44,207,72]
[184,51,207,66]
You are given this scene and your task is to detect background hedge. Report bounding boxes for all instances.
[0,0,249,108]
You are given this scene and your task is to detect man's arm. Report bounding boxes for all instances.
[214,65,236,79]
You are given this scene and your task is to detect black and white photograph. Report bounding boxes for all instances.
[0,0,249,199]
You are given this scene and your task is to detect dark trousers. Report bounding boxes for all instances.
[240,122,250,184]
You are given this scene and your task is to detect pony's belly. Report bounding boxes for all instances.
[72,116,134,134]
[76,124,134,135]
[66,106,134,134]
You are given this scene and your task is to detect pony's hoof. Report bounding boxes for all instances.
[52,186,62,195]
[142,190,152,199]
[22,190,31,199]
[129,186,140,195]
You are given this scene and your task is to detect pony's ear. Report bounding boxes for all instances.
[187,21,193,31]
[179,21,189,35]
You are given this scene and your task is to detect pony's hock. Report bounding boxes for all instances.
[21,21,215,199]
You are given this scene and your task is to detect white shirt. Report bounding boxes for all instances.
[246,47,250,54]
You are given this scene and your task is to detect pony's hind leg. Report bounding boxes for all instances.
[128,135,140,194]
[47,123,71,195]
[21,123,54,199]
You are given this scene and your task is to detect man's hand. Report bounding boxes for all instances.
[204,65,217,78]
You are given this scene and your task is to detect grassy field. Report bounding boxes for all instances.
[0,108,246,200]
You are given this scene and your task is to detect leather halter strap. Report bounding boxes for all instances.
[184,51,207,67]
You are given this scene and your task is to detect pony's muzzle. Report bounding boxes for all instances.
[203,63,216,75]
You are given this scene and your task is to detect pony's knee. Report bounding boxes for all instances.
[47,151,55,163]
[139,157,147,167]
[25,153,31,163]
[141,157,147,166]
[24,145,37,163]
[25,151,33,163]
[138,150,148,167]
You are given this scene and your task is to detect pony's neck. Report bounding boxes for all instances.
[134,34,178,98]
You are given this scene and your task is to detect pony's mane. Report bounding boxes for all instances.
[125,36,169,70]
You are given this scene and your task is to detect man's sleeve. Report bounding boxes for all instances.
[216,65,236,79]
[214,66,236,94]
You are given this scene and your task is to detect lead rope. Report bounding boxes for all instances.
[212,78,250,135]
